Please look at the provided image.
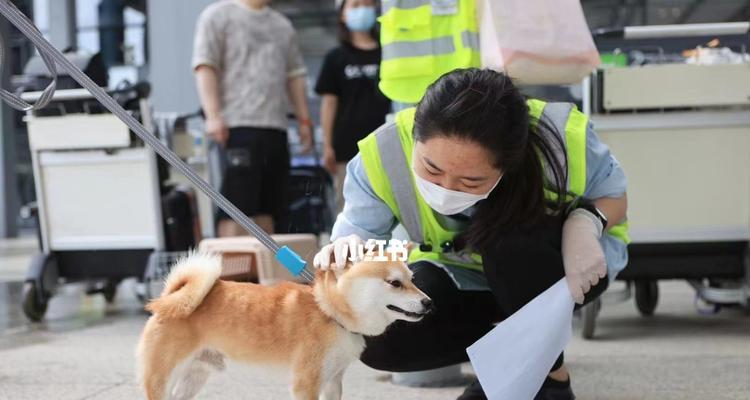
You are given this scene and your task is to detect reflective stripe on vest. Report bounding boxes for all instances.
[537,102,572,192]
[529,100,588,195]
[378,0,480,104]
[382,0,429,14]
[374,123,425,243]
[460,30,480,52]
[382,36,455,61]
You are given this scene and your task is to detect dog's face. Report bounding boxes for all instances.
[332,260,433,335]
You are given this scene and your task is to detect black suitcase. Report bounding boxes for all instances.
[276,165,335,235]
[162,185,201,251]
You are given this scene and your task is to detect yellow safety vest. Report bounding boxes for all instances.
[379,0,481,104]
[358,101,630,271]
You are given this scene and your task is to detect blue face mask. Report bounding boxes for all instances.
[345,6,377,32]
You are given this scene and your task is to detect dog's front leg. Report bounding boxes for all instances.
[319,372,343,400]
[290,365,322,400]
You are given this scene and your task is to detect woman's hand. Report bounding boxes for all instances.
[323,145,337,174]
[562,208,607,304]
[313,234,365,270]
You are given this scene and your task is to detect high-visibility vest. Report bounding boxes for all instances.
[378,0,481,104]
[358,101,630,271]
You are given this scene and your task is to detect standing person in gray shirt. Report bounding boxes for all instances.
[193,0,313,238]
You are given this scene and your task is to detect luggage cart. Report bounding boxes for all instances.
[579,23,750,338]
[19,85,195,321]
[136,111,334,297]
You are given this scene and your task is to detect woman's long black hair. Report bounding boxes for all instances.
[413,68,568,253]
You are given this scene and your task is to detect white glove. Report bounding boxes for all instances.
[313,234,365,270]
[562,208,607,304]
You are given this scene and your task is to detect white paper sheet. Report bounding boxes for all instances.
[466,278,575,400]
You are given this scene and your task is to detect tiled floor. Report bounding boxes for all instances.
[0,237,749,400]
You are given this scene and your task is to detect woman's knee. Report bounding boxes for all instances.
[483,218,565,272]
[360,262,492,372]
[361,332,469,372]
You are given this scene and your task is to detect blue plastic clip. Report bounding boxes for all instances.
[275,246,307,276]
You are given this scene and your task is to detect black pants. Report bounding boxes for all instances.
[361,216,609,373]
[217,127,290,221]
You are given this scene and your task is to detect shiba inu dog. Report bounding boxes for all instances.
[136,252,432,399]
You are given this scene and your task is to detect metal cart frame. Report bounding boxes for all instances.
[579,22,750,338]
[19,87,167,321]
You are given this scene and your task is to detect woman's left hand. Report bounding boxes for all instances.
[561,208,607,304]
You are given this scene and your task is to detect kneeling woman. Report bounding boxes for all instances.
[313,68,629,400]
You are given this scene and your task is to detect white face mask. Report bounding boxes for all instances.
[412,160,502,216]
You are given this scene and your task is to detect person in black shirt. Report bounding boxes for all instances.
[315,0,391,213]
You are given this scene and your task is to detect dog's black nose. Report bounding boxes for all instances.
[421,298,434,312]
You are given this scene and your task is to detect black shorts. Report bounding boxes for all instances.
[217,127,290,221]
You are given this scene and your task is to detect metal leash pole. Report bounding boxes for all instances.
[0,0,314,282]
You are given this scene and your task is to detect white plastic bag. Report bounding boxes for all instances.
[479,0,600,85]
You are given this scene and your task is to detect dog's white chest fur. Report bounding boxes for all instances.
[321,328,366,382]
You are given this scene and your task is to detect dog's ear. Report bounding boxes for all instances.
[315,266,343,284]
[315,261,352,282]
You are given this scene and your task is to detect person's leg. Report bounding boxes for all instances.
[483,215,607,315]
[361,262,500,372]
[480,215,608,398]
[216,127,275,237]
[259,128,290,234]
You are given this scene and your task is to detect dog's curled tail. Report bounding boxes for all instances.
[145,252,222,319]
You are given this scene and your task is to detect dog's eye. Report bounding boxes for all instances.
[387,280,403,288]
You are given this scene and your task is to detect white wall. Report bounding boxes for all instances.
[146,0,213,114]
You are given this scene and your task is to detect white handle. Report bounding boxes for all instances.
[623,22,750,40]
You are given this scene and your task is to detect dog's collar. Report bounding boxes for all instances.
[331,318,365,336]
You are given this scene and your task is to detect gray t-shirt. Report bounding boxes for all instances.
[192,1,307,130]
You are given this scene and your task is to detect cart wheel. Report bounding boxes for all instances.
[103,281,118,304]
[143,252,163,302]
[581,298,601,339]
[635,280,659,316]
[21,281,48,322]
[134,282,147,304]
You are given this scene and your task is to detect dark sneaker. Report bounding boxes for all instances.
[533,376,575,400]
[457,379,487,400]
[456,376,574,400]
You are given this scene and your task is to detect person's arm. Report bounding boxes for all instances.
[287,75,313,153]
[315,154,398,269]
[195,65,228,146]
[314,48,342,173]
[320,94,339,173]
[331,154,398,241]
[562,121,629,303]
[583,122,629,230]
[594,194,627,230]
[285,28,312,153]
[192,8,227,145]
